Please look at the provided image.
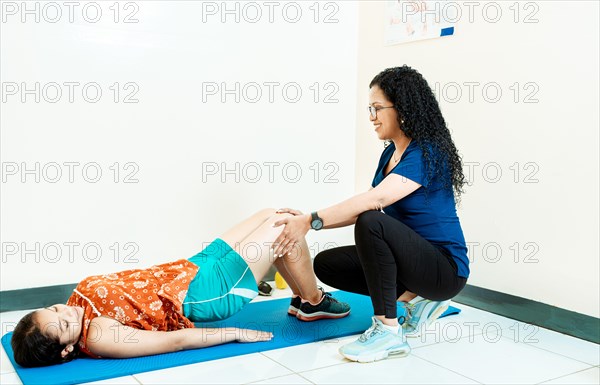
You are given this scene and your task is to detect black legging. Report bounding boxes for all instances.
[314,210,467,319]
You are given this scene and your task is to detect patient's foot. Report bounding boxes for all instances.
[288,295,302,316]
[296,288,350,321]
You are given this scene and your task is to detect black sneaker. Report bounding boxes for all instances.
[296,288,351,322]
[288,295,302,316]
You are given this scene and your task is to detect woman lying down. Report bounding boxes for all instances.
[11,209,351,367]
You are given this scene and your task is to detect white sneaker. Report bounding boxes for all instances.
[402,298,450,338]
[339,317,411,363]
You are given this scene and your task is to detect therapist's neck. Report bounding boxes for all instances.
[391,133,412,153]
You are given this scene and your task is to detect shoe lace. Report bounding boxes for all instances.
[402,302,416,326]
[358,321,384,342]
[321,291,336,302]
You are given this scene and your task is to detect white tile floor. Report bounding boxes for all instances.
[1,284,598,385]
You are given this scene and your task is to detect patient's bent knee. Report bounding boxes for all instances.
[255,208,278,219]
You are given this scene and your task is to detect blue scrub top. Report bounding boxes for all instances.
[371,141,470,278]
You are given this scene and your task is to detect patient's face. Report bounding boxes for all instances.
[369,85,401,141]
[35,304,84,348]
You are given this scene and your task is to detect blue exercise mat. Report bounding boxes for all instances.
[1,291,460,385]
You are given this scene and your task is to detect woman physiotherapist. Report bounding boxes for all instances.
[272,65,469,363]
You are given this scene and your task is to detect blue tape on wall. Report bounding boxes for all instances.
[440,27,455,37]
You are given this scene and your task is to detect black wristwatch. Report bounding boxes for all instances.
[310,212,324,231]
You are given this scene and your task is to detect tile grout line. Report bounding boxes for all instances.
[0,369,17,376]
[410,353,484,384]
[412,321,595,372]
[251,351,318,384]
[410,323,595,385]
[248,321,497,382]
[419,313,598,365]
[243,372,292,384]
[131,374,144,385]
[294,372,316,385]
[409,327,486,350]
[496,326,600,367]
[258,348,357,379]
[244,367,316,385]
[1,347,16,376]
[535,365,599,384]
[251,352,303,383]
[295,360,353,377]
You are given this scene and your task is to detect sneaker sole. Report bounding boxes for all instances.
[340,346,411,363]
[406,301,450,338]
[287,306,299,316]
[296,310,350,322]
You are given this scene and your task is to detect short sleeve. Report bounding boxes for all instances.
[371,146,391,188]
[391,144,428,187]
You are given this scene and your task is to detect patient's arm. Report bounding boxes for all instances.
[86,316,273,358]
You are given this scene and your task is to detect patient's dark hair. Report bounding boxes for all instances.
[11,311,79,367]
[370,65,466,203]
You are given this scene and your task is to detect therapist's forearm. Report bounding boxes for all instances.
[317,192,378,229]
[323,218,357,229]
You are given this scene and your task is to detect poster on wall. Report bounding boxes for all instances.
[385,1,456,45]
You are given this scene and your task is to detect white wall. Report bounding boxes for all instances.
[354,1,599,317]
[1,1,358,290]
[3,1,598,319]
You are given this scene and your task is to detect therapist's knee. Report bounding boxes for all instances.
[354,210,385,235]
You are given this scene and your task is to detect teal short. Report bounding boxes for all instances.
[183,238,258,322]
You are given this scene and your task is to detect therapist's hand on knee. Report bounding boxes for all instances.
[272,213,311,258]
[276,207,303,216]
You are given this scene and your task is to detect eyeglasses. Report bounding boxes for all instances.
[368,105,394,119]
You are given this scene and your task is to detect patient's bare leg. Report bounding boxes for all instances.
[273,237,321,303]
[220,209,320,303]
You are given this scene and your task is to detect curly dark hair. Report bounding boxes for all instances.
[370,65,466,202]
[11,311,79,367]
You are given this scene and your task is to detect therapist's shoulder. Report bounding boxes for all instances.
[405,140,443,163]
[398,140,425,165]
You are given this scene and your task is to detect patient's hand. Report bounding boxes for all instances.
[235,328,274,343]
